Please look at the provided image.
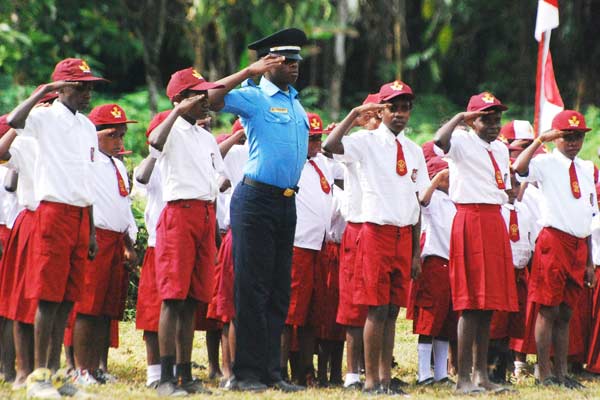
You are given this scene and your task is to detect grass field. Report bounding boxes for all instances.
[2,312,599,399]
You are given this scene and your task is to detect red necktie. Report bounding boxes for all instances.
[109,157,129,197]
[396,140,407,176]
[487,150,506,190]
[509,209,520,242]
[308,159,331,194]
[569,161,581,199]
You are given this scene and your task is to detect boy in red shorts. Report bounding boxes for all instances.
[513,110,597,389]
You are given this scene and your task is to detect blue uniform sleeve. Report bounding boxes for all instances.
[222,87,260,119]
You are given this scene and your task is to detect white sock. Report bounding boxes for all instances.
[417,342,433,382]
[146,364,161,386]
[432,339,449,381]
[344,373,360,386]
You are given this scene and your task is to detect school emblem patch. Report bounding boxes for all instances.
[110,106,122,119]
[192,69,204,79]
[391,81,404,91]
[568,116,580,128]
[481,93,495,104]
[310,118,321,130]
[79,60,91,73]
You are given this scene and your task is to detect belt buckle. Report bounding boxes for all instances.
[283,188,295,197]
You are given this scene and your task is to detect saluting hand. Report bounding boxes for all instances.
[43,80,83,93]
[538,128,564,143]
[247,54,285,76]
[173,94,206,116]
[460,110,492,124]
[352,103,388,127]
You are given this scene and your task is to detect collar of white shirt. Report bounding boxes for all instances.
[53,100,81,129]
[375,123,405,145]
[98,151,113,164]
[552,148,580,167]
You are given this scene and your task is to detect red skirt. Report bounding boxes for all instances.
[336,222,367,327]
[312,242,345,341]
[585,269,600,373]
[207,229,235,323]
[135,247,161,332]
[449,204,517,312]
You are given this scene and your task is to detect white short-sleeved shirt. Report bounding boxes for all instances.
[92,152,134,233]
[501,202,534,269]
[591,214,600,265]
[219,143,249,230]
[518,184,543,242]
[7,136,39,212]
[522,149,598,238]
[294,153,335,250]
[326,185,347,244]
[16,101,98,207]
[133,163,165,247]
[216,189,231,231]
[445,130,510,204]
[0,167,11,225]
[157,117,224,202]
[421,190,456,260]
[341,124,430,226]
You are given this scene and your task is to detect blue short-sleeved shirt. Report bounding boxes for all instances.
[222,77,309,189]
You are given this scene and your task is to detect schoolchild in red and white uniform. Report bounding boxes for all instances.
[434,92,517,394]
[324,81,428,395]
[281,112,335,386]
[134,110,169,388]
[409,155,457,386]
[147,67,224,396]
[6,58,106,398]
[513,110,598,389]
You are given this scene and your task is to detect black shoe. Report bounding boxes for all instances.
[390,377,409,387]
[535,376,562,387]
[434,377,456,386]
[226,377,267,392]
[269,380,305,392]
[156,380,187,397]
[416,377,435,386]
[385,384,409,396]
[178,378,212,394]
[343,381,363,390]
[563,376,585,389]
[362,384,387,395]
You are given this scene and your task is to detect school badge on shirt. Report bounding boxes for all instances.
[411,169,418,183]
[90,147,95,162]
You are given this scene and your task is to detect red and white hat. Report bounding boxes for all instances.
[51,58,107,82]
[378,80,414,102]
[166,67,224,100]
[552,110,591,132]
[88,104,138,126]
[467,92,508,112]
[307,112,325,136]
[500,120,534,141]
[145,110,172,137]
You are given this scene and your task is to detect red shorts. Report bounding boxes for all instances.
[135,247,161,332]
[5,211,38,323]
[312,242,345,341]
[409,256,457,339]
[27,202,90,302]
[529,227,587,309]
[155,200,216,302]
[76,228,125,319]
[207,229,235,323]
[567,283,593,362]
[491,268,529,340]
[336,222,367,327]
[286,247,318,326]
[195,301,222,331]
[0,219,19,317]
[585,269,600,373]
[449,204,517,312]
[353,223,412,307]
[110,320,119,348]
[0,224,10,252]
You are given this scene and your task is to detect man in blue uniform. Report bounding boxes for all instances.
[209,28,309,392]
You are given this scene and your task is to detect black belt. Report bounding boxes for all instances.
[242,176,298,197]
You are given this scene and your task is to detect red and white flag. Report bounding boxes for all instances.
[534,0,564,135]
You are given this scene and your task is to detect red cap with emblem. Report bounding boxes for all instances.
[89,104,138,126]
[378,80,414,102]
[426,156,448,180]
[146,110,172,137]
[362,93,381,105]
[500,120,534,140]
[307,112,325,136]
[551,110,591,132]
[467,92,508,112]
[51,58,107,82]
[166,67,225,100]
[231,119,244,134]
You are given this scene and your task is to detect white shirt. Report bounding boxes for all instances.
[518,184,543,242]
[421,190,456,260]
[16,101,98,207]
[445,130,510,204]
[158,117,224,202]
[591,214,600,265]
[341,124,430,226]
[335,131,370,224]
[326,185,347,244]
[220,143,249,229]
[92,152,135,233]
[294,154,335,250]
[7,136,40,212]
[522,149,598,238]
[133,163,165,247]
[501,202,534,269]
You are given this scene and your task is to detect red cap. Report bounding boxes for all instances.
[307,112,325,136]
[426,156,448,180]
[231,119,244,134]
[421,141,437,163]
[89,104,138,126]
[467,92,508,112]
[551,110,591,132]
[362,93,381,105]
[166,67,224,100]
[500,120,534,141]
[146,110,172,137]
[216,134,231,144]
[0,114,11,137]
[378,80,414,102]
[51,58,107,82]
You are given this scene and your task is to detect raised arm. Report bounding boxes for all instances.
[218,128,245,158]
[433,111,489,153]
[148,94,206,151]
[0,129,17,160]
[512,129,562,176]
[419,169,448,207]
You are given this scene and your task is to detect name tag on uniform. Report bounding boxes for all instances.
[270,107,288,113]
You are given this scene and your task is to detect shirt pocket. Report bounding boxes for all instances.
[263,111,292,124]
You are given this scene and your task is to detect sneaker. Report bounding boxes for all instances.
[146,379,160,389]
[178,378,212,394]
[51,369,82,396]
[71,370,99,386]
[94,370,117,384]
[343,381,363,390]
[26,368,61,399]
[156,380,187,397]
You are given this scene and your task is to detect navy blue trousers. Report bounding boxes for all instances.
[230,181,296,383]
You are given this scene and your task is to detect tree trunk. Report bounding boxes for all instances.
[329,0,349,120]
[392,0,406,80]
